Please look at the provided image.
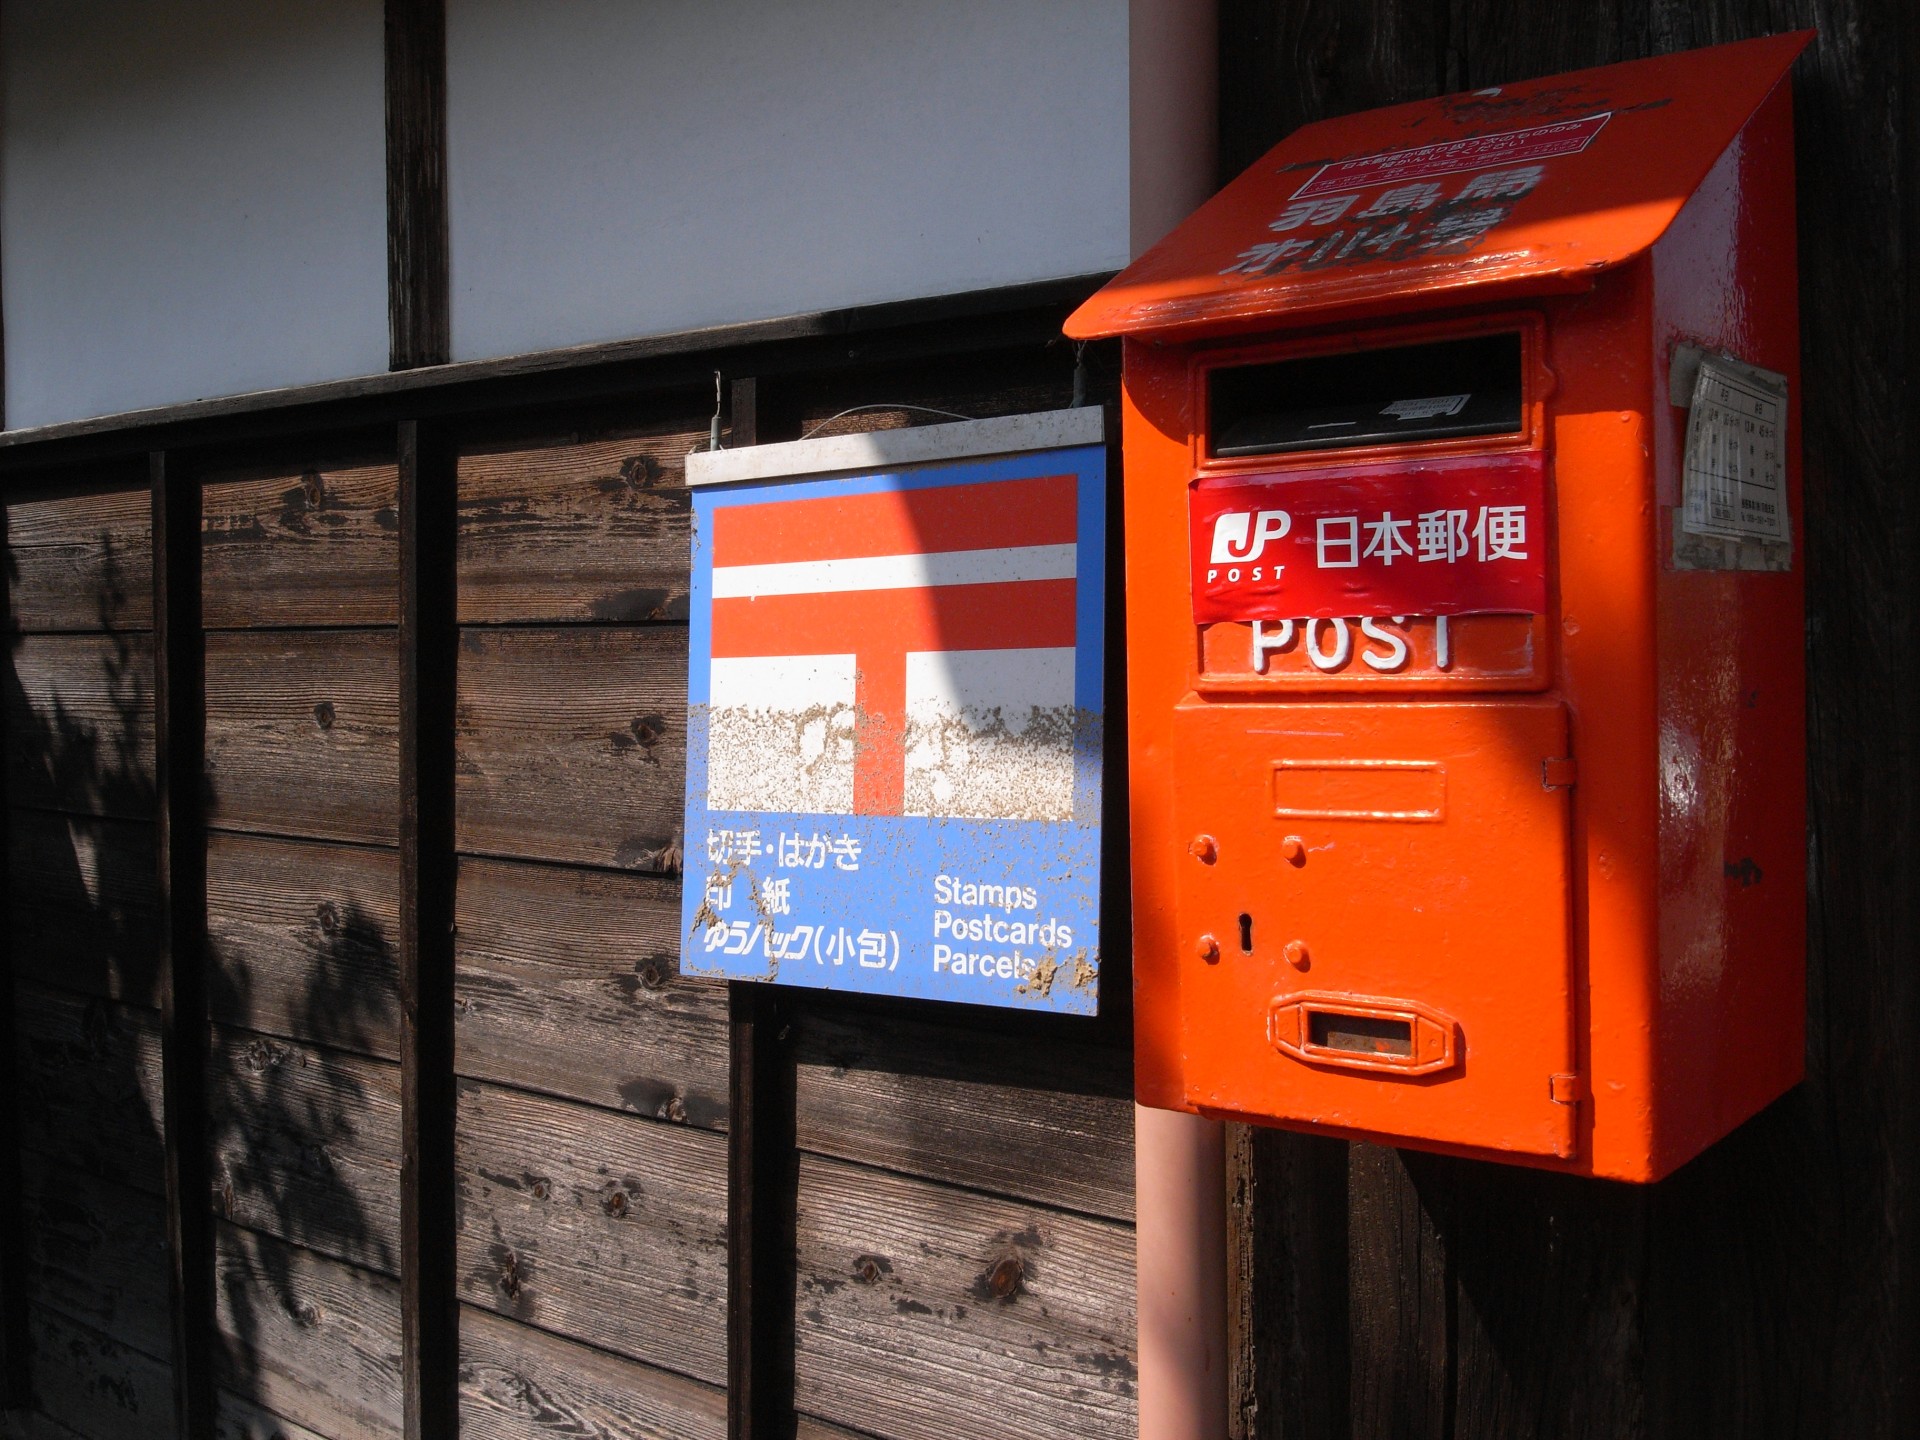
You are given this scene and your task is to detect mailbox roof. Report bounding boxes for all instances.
[1066,32,1811,341]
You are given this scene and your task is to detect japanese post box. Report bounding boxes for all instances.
[1067,33,1810,1181]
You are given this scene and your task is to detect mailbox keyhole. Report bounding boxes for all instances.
[1237,913,1254,954]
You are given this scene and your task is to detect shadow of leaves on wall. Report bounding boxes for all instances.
[7,519,403,1435]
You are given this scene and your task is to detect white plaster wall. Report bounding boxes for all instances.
[445,0,1134,363]
[1,0,388,430]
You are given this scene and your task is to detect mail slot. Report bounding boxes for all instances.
[1209,332,1524,456]
[1066,34,1811,1181]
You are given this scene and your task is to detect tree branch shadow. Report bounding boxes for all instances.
[7,518,400,1432]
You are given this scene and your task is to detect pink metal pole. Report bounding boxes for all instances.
[1127,5,1225,1435]
[1134,1105,1229,1439]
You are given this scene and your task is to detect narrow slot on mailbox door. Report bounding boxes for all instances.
[1311,1011,1412,1057]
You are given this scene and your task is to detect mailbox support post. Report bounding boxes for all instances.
[1135,1106,1229,1439]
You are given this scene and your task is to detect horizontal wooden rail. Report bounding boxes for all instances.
[0,276,1110,470]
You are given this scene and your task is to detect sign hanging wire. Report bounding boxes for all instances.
[800,403,972,441]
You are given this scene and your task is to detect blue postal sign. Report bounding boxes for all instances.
[680,410,1106,1013]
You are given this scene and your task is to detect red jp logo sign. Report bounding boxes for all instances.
[1189,453,1547,622]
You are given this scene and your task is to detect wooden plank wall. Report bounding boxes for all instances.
[449,405,734,1440]
[772,363,1138,1440]
[3,335,1136,1440]
[1217,4,1918,1437]
[436,351,1140,1440]
[2,466,174,1439]
[198,447,407,1440]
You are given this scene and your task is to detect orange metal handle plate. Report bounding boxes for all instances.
[1269,992,1458,1077]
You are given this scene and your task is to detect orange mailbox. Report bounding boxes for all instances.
[1067,34,1810,1181]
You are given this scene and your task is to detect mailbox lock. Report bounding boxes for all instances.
[1196,934,1221,963]
[1284,940,1310,970]
[1189,834,1218,864]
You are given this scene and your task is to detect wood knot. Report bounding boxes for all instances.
[316,901,341,935]
[986,1256,1024,1302]
[602,1190,629,1218]
[637,961,665,991]
[531,1180,550,1201]
[290,1299,322,1328]
[313,701,336,730]
[855,1257,883,1285]
[664,1096,687,1124]
[300,471,325,509]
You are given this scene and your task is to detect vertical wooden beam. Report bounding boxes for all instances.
[0,50,13,1400]
[1238,1129,1351,1440]
[725,378,796,1440]
[0,962,19,1414]
[0,497,27,1413]
[397,420,458,1440]
[0,0,8,436]
[386,0,452,370]
[726,376,765,1440]
[728,982,789,1440]
[152,450,214,1438]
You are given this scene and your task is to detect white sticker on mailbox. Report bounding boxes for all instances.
[1681,356,1790,545]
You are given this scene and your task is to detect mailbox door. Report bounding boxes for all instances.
[1174,698,1577,1157]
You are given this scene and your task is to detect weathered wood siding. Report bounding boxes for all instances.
[4,469,174,1440]
[199,453,405,1440]
[435,355,1139,1439]
[775,367,1137,1440]
[1,307,1133,1439]
[1217,4,1919,1437]
[447,416,733,1435]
